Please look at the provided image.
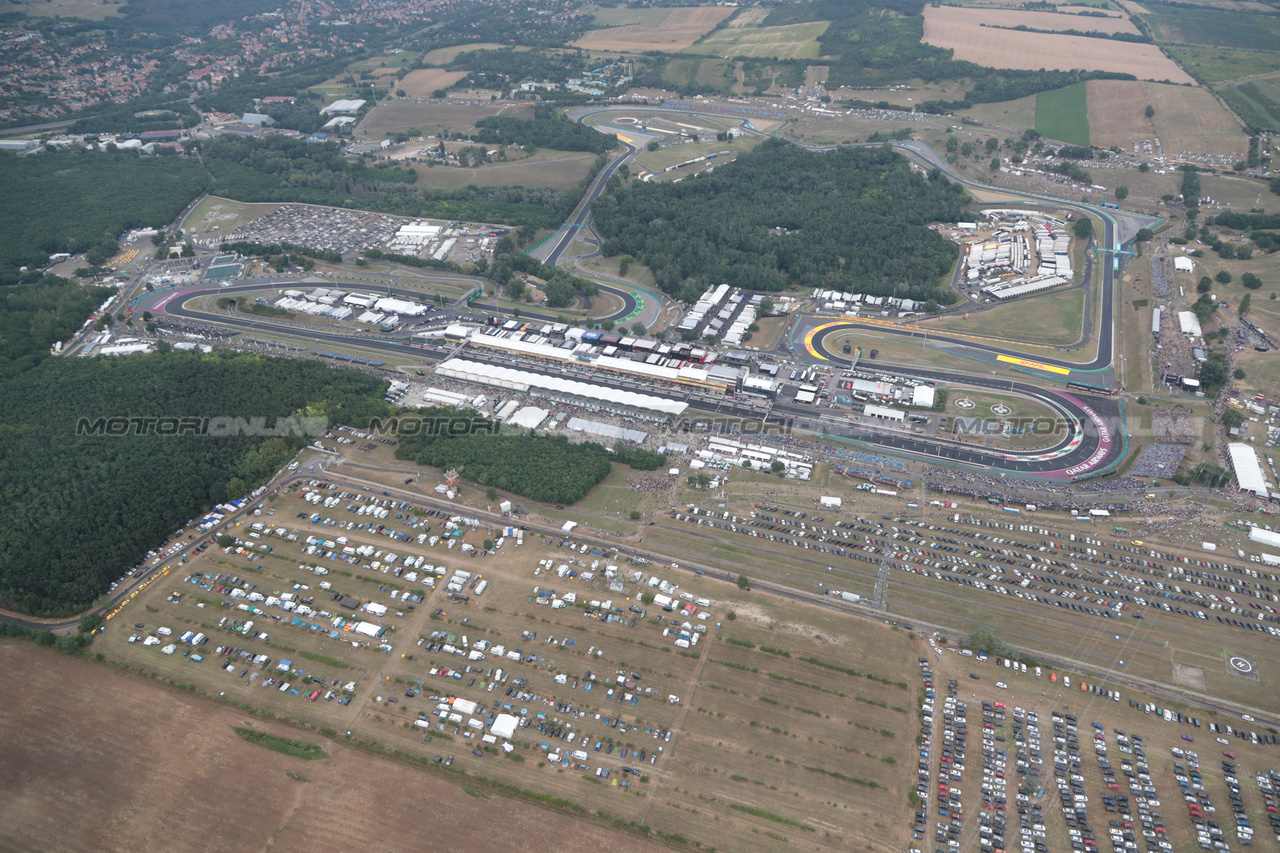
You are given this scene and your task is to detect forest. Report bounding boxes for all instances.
[448,48,590,92]
[592,140,968,303]
[0,149,209,285]
[0,277,113,382]
[474,108,618,154]
[394,410,664,504]
[0,351,392,616]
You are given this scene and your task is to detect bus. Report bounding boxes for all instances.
[1067,381,1115,397]
[1101,201,1121,209]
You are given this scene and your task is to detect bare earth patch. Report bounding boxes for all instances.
[1172,662,1207,690]
[398,69,468,98]
[0,643,664,853]
[1086,79,1246,157]
[922,6,1194,83]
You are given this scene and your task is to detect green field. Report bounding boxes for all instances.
[683,21,829,60]
[1141,6,1280,48]
[408,149,599,192]
[658,56,734,90]
[1163,44,1280,82]
[924,285,1087,346]
[1221,81,1280,132]
[1036,82,1091,146]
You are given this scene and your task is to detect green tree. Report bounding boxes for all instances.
[771,460,785,474]
[226,476,247,497]
[1197,276,1212,293]
[1115,186,1129,201]
[1145,104,1154,118]
[1239,293,1252,315]
[1242,272,1262,290]
[737,573,749,591]
[646,140,660,152]
[600,319,615,331]
[1216,270,1232,284]
[485,486,497,501]
[216,534,235,549]
[989,158,1000,171]
[631,322,646,336]
[1234,367,1246,380]
[78,612,103,633]
[1072,218,1093,238]
[629,510,641,520]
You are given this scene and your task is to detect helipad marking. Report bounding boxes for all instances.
[996,354,1071,375]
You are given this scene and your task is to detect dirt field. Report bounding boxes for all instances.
[924,4,1142,34]
[361,101,533,140]
[572,6,734,53]
[921,6,1195,83]
[1086,80,1247,156]
[10,0,118,18]
[421,44,526,66]
[398,69,468,99]
[0,643,666,853]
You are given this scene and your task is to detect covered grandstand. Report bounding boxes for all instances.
[434,358,689,416]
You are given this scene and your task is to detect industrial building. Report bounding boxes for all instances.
[321,99,367,115]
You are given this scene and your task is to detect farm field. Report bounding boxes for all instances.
[420,44,527,66]
[921,5,1195,83]
[9,0,118,18]
[571,6,734,53]
[1086,80,1247,157]
[1036,82,1091,146]
[0,643,667,853]
[657,56,734,91]
[1137,4,1280,48]
[360,101,533,141]
[682,21,830,60]
[407,150,600,192]
[397,69,468,99]
[1163,44,1280,83]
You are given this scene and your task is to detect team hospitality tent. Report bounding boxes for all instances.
[1228,443,1270,498]
[506,406,550,430]
[491,713,519,739]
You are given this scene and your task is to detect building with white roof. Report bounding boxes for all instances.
[1228,443,1270,498]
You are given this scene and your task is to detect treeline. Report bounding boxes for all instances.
[195,135,576,228]
[0,352,392,616]
[448,48,589,91]
[593,139,968,303]
[0,149,209,285]
[474,109,618,154]
[983,23,1152,43]
[361,248,462,272]
[394,408,665,503]
[0,277,113,382]
[220,241,343,264]
[485,235,598,308]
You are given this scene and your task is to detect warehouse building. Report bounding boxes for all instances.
[434,358,688,417]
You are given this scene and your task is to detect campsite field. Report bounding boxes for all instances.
[1163,44,1280,83]
[397,69,468,99]
[921,5,1194,82]
[572,6,734,53]
[1086,80,1247,156]
[81,475,925,852]
[683,21,830,60]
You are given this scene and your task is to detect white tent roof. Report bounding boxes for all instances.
[912,386,936,408]
[1174,256,1195,272]
[491,713,519,739]
[1249,527,1280,548]
[1228,443,1270,497]
[435,358,688,416]
[507,406,549,430]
